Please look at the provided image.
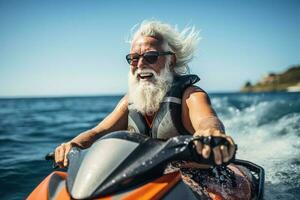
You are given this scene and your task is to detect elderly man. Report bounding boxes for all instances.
[55,21,242,199]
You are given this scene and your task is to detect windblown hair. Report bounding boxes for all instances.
[129,20,200,74]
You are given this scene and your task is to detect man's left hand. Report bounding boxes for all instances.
[193,129,236,165]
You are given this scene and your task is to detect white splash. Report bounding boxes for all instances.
[211,94,300,199]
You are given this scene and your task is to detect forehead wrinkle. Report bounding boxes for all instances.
[130,36,167,54]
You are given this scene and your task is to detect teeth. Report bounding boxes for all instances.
[139,72,152,76]
[138,72,153,79]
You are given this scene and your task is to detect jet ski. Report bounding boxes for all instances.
[27,131,264,200]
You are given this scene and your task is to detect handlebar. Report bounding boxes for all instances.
[45,134,237,168]
[45,152,55,161]
[186,135,237,165]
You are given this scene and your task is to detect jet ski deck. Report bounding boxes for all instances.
[27,131,264,200]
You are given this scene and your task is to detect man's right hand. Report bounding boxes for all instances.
[55,142,74,168]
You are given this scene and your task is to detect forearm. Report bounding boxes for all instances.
[70,95,128,149]
[194,116,225,135]
[70,118,127,149]
[70,128,102,149]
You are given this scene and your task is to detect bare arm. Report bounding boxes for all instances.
[55,95,128,167]
[182,86,235,165]
[182,86,225,134]
[71,95,129,148]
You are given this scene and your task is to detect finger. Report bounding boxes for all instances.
[213,146,222,165]
[228,144,236,159]
[63,144,71,167]
[55,147,64,168]
[202,144,211,159]
[220,145,230,162]
[226,135,234,145]
[226,136,236,159]
[55,147,60,163]
[57,145,65,168]
[193,140,202,155]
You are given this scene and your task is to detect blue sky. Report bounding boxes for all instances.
[0,0,299,97]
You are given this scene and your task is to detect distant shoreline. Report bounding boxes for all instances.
[241,65,300,93]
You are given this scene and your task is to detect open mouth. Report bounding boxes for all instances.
[138,72,154,80]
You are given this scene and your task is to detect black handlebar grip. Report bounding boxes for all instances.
[45,152,55,161]
[45,152,60,169]
[190,136,237,166]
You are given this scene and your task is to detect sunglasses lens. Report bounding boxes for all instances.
[126,54,139,65]
[126,55,131,64]
[144,52,159,64]
[126,51,168,65]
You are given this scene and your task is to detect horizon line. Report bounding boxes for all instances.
[0,90,243,99]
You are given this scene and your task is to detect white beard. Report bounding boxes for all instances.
[128,64,174,115]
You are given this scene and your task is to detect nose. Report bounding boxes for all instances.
[136,56,147,69]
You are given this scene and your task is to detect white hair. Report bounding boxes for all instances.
[129,20,200,74]
[128,61,173,115]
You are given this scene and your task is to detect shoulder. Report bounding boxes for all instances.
[182,86,211,105]
[115,95,129,113]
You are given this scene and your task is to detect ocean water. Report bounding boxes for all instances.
[0,93,299,200]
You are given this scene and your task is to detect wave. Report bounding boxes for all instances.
[211,93,300,199]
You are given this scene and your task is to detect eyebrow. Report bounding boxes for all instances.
[130,48,159,54]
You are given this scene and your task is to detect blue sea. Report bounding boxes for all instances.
[0,93,299,200]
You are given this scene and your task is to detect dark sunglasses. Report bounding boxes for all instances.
[126,51,175,65]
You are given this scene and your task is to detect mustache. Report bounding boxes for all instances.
[134,68,158,77]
